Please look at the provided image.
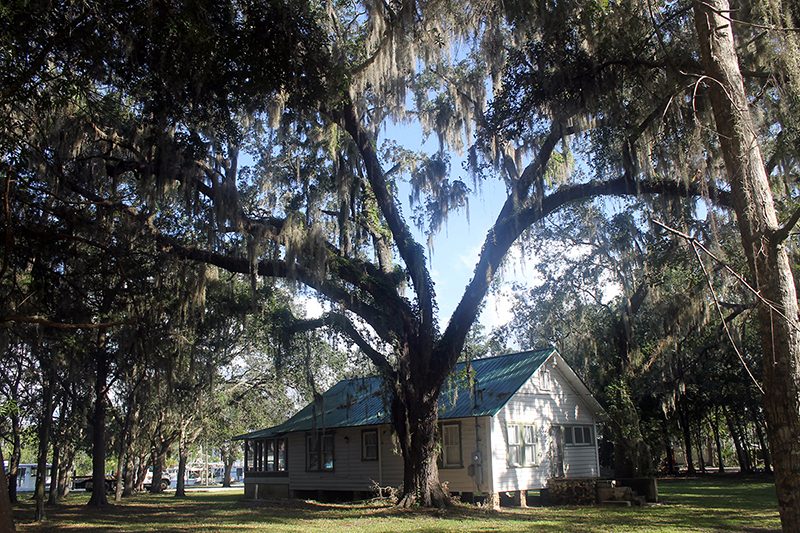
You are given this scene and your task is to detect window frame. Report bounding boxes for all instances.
[437,421,463,469]
[245,437,288,475]
[306,431,335,472]
[361,429,379,461]
[563,425,594,447]
[507,424,538,467]
[537,368,551,391]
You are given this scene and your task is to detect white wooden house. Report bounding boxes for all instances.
[236,348,605,503]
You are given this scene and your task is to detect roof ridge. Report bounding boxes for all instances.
[333,347,556,384]
[462,346,555,364]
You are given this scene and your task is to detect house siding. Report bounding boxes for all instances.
[245,417,494,496]
[287,426,384,492]
[438,416,492,494]
[490,357,600,492]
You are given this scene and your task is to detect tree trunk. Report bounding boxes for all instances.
[712,408,725,474]
[175,440,188,498]
[752,411,772,474]
[726,408,751,473]
[88,348,109,508]
[661,417,676,476]
[115,387,139,501]
[57,448,73,499]
[7,412,20,504]
[694,1,800,528]
[678,400,695,475]
[134,454,148,492]
[149,449,167,494]
[391,377,450,508]
[48,398,68,506]
[47,441,60,506]
[221,446,235,488]
[122,452,136,497]
[695,422,706,474]
[33,370,55,522]
[0,447,16,533]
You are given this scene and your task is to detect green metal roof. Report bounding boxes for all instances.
[234,348,555,440]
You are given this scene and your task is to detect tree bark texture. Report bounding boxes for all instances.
[694,2,800,528]
[712,409,725,473]
[678,400,696,475]
[47,442,61,506]
[221,447,235,488]
[7,412,20,504]
[134,454,148,492]
[149,449,167,494]
[726,408,751,473]
[56,449,73,499]
[0,447,16,533]
[175,443,188,498]
[33,369,54,521]
[88,348,109,507]
[389,354,450,508]
[114,399,137,502]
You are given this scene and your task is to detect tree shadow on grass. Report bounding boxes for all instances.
[12,477,781,532]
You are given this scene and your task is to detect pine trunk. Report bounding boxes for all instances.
[47,442,60,506]
[88,348,109,508]
[678,401,695,475]
[33,370,54,522]
[0,447,16,533]
[694,2,800,528]
[57,449,73,499]
[712,409,725,473]
[725,408,751,473]
[752,411,772,473]
[7,412,20,504]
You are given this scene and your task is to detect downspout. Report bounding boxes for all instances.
[378,426,383,486]
[593,422,600,477]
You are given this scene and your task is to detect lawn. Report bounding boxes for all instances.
[11,475,780,532]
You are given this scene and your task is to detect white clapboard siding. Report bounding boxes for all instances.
[436,416,492,494]
[490,357,599,492]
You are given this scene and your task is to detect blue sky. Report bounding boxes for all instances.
[382,120,530,333]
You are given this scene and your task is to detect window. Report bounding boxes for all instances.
[266,440,275,472]
[442,424,462,467]
[507,424,537,466]
[564,425,593,446]
[437,422,462,468]
[307,432,335,471]
[246,438,288,473]
[537,368,551,390]
[436,422,464,468]
[362,429,378,461]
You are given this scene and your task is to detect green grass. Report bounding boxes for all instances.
[12,475,780,532]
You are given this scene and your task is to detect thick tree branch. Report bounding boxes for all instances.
[286,312,395,378]
[439,172,732,371]
[152,231,399,342]
[771,206,800,244]
[341,101,435,347]
[0,316,125,330]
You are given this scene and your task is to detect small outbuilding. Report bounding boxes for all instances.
[235,348,605,503]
